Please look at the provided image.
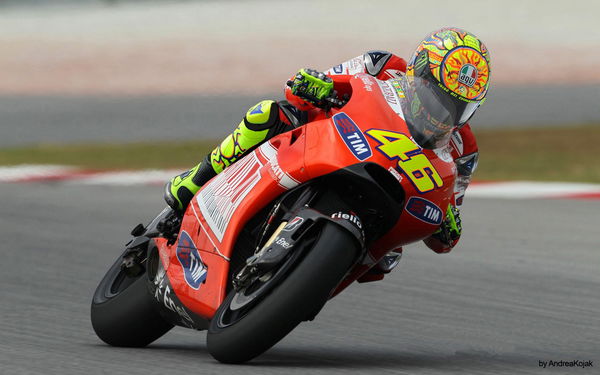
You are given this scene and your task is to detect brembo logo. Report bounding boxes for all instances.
[283,216,304,232]
[333,113,372,161]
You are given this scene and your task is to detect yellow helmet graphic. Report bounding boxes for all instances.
[402,27,491,149]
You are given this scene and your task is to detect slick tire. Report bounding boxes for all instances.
[207,222,359,364]
[91,250,173,347]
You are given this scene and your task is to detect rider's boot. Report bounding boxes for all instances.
[164,100,287,213]
[163,154,217,212]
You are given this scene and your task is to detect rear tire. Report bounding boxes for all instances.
[91,248,173,347]
[207,222,359,363]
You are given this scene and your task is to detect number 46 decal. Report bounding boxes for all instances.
[366,129,443,193]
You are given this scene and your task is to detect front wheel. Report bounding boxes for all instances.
[91,247,173,347]
[207,222,360,364]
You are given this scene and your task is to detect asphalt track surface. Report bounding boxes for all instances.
[1,182,598,374]
[2,84,600,147]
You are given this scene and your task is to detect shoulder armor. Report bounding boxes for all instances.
[363,50,392,76]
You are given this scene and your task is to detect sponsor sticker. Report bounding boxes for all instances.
[458,64,478,87]
[153,272,195,328]
[450,131,465,155]
[332,113,373,161]
[176,231,208,289]
[390,79,405,98]
[332,64,344,74]
[376,80,404,118]
[364,51,391,75]
[331,211,363,230]
[197,152,263,241]
[274,237,293,249]
[259,142,300,190]
[359,74,375,91]
[433,145,453,163]
[405,197,443,225]
[283,216,304,232]
[347,56,365,75]
[249,102,264,115]
[384,69,404,80]
[388,166,403,182]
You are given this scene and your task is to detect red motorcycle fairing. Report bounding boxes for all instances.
[155,127,310,320]
[155,73,456,322]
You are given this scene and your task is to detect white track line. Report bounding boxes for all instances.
[0,164,77,182]
[468,181,600,199]
[73,169,180,186]
[2,165,600,200]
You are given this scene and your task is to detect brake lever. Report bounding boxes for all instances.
[324,95,347,108]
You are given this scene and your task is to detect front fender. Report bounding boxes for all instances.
[310,162,404,245]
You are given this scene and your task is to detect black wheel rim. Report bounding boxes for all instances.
[107,270,141,298]
[216,235,316,329]
[94,255,147,304]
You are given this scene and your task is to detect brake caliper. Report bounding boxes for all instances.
[233,218,304,290]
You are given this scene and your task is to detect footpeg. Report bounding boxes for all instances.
[130,223,145,237]
[157,211,181,245]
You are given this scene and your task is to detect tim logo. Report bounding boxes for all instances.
[176,231,208,290]
[405,197,442,225]
[333,113,372,161]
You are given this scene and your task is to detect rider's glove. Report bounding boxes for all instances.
[287,68,334,106]
[431,203,462,248]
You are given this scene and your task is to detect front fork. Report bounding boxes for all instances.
[233,206,366,292]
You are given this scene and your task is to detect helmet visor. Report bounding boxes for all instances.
[402,75,481,149]
[456,100,480,126]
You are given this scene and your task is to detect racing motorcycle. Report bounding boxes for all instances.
[91,73,456,364]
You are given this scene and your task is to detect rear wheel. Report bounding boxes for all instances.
[207,222,359,363]
[91,247,173,347]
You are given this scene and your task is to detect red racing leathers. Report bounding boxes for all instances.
[284,51,479,253]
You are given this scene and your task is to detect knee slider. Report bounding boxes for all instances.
[244,100,279,131]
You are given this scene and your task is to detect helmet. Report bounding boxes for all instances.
[402,27,491,149]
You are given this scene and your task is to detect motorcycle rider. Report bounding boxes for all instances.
[164,27,489,266]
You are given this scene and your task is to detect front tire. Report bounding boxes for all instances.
[91,248,173,347]
[207,222,359,363]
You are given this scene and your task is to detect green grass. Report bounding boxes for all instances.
[0,125,599,183]
[0,140,216,170]
[475,125,600,183]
